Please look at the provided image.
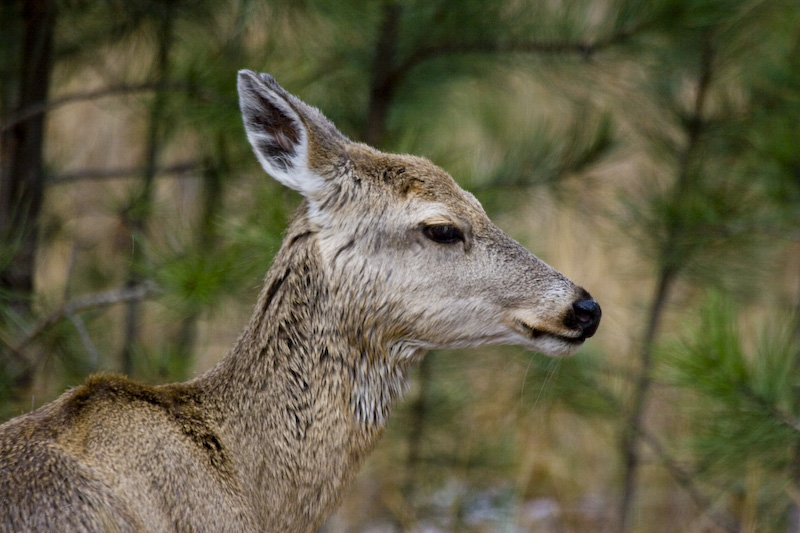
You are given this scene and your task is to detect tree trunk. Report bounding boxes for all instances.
[402,353,432,520]
[0,0,56,317]
[173,153,225,376]
[787,264,800,533]
[618,268,675,531]
[363,0,401,147]
[120,9,174,377]
[618,42,714,532]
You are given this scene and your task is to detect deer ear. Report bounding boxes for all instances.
[238,70,342,198]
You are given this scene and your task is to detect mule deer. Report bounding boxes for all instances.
[0,71,600,532]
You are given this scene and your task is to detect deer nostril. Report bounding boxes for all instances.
[572,298,601,338]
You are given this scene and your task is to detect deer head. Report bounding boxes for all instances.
[237,70,600,361]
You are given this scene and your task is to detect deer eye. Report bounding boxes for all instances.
[423,224,464,244]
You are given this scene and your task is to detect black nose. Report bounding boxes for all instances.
[571,297,601,339]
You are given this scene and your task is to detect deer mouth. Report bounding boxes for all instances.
[513,320,586,349]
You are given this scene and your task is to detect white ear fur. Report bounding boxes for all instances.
[237,70,326,198]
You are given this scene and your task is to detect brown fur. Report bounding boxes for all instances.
[0,71,600,532]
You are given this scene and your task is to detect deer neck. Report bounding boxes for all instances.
[195,210,420,529]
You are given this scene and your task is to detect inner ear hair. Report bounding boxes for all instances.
[239,72,305,171]
[237,70,351,203]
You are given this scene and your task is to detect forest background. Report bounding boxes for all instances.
[1,0,799,531]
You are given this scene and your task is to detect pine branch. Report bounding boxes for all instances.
[639,428,740,533]
[48,161,201,184]
[572,369,739,532]
[3,281,160,365]
[2,83,157,132]
[0,81,215,133]
[68,313,100,369]
[391,17,655,86]
[735,383,800,433]
[362,14,655,145]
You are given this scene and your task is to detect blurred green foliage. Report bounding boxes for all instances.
[660,293,800,528]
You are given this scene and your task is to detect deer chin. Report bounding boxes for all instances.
[510,319,585,358]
